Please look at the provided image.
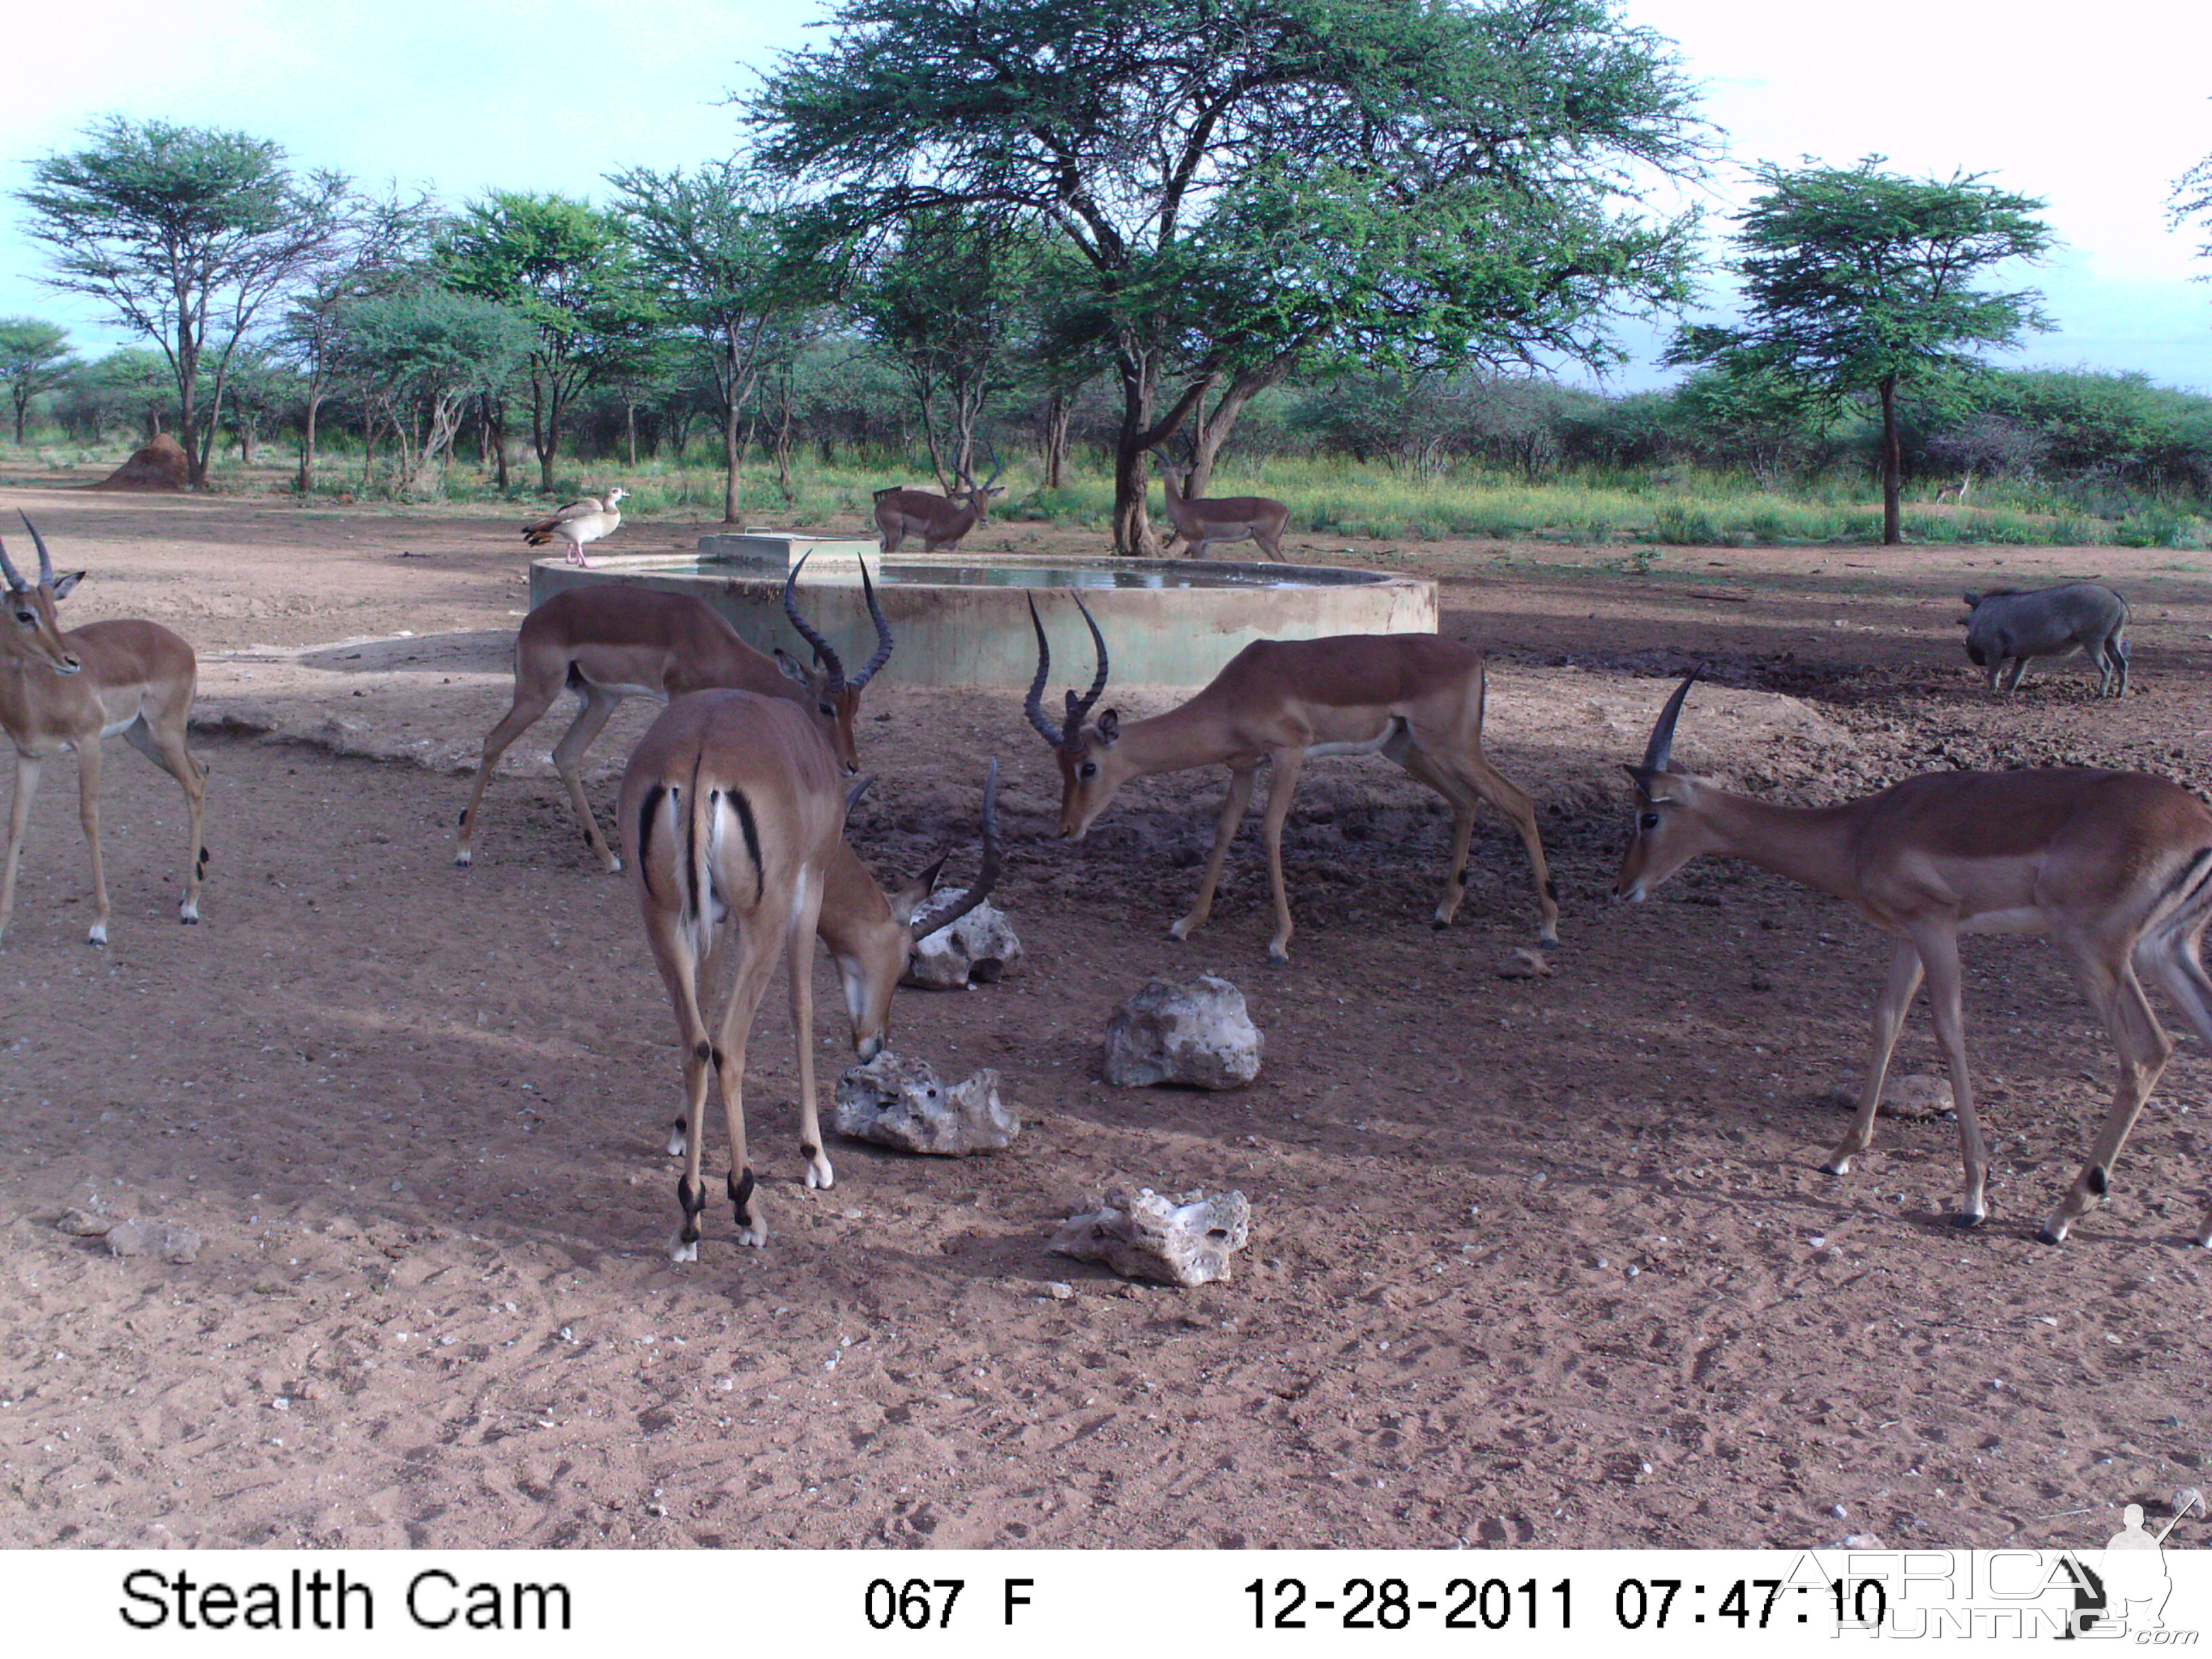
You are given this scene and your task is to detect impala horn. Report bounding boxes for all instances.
[979,435,1004,492]
[1025,593,1109,752]
[1639,668,1702,777]
[0,533,23,593]
[19,512,56,588]
[845,557,895,691]
[782,551,848,691]
[910,759,1001,940]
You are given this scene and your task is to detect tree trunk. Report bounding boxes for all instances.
[298,386,325,494]
[1879,374,1902,546]
[1109,348,1216,555]
[488,398,510,491]
[531,376,556,493]
[1043,390,1071,489]
[625,398,638,468]
[12,393,26,447]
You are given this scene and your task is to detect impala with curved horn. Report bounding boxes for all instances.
[1027,594,1558,964]
[619,685,998,1258]
[0,512,207,945]
[873,440,1006,554]
[1616,670,2212,1246]
[455,554,894,872]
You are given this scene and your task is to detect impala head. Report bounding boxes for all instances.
[1024,592,1126,838]
[775,552,895,773]
[1613,669,1706,903]
[823,760,1001,1060]
[0,514,84,676]
[954,438,1007,518]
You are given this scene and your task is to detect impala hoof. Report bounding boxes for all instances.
[736,1224,766,1249]
[180,915,199,926]
[806,1158,834,1191]
[1951,1210,1986,1230]
[2035,1225,2068,1247]
[668,1235,699,1263]
[87,924,107,947]
[453,850,472,868]
[1266,949,1290,968]
[1821,1156,1851,1177]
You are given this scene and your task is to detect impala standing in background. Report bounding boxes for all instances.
[873,445,1005,553]
[1616,670,2212,1246]
[619,687,998,1259]
[456,557,894,872]
[1158,457,1288,561]
[0,514,207,945]
[1027,594,1557,964]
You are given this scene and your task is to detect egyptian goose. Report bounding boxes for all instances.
[522,487,626,567]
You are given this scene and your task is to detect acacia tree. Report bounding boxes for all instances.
[280,185,439,493]
[17,117,350,487]
[0,320,81,445]
[752,0,1708,552]
[607,163,820,521]
[1668,157,2054,544]
[441,192,654,492]
[333,289,533,494]
[853,210,1038,487]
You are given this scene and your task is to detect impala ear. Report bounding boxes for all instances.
[1962,591,1982,607]
[52,571,84,601]
[889,853,951,928]
[773,647,808,684]
[1097,708,1119,744]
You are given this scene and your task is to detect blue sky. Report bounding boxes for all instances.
[3,0,2208,394]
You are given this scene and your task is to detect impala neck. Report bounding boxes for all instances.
[1690,786,1867,902]
[1106,699,1230,780]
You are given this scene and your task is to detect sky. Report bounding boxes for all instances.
[1,0,2208,394]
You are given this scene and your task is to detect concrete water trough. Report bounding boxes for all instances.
[527,532,1437,689]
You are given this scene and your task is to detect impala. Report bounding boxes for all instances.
[874,445,1004,553]
[619,686,998,1258]
[1158,459,1288,562]
[1027,594,1558,964]
[455,556,893,872]
[0,513,207,945]
[1616,670,2212,1246]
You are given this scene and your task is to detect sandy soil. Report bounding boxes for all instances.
[1,485,2208,1551]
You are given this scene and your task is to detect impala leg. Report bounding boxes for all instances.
[455,665,568,867]
[2003,657,2030,692]
[1914,926,1990,1226]
[1823,937,1924,1176]
[1257,747,1307,964]
[1255,524,1285,562]
[2039,940,2174,1245]
[75,740,109,946]
[2134,922,2212,1245]
[0,753,43,943]
[786,877,833,1191]
[641,904,717,1262]
[1170,762,1258,945]
[549,686,627,874]
[124,714,207,924]
[1460,752,1561,947]
[709,911,787,1250]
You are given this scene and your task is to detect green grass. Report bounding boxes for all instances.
[5,434,2204,550]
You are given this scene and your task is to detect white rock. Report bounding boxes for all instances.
[54,1207,114,1237]
[903,893,1023,990]
[1103,976,1263,1090]
[833,1052,1019,1155]
[104,1219,201,1263]
[1824,1073,1951,1120]
[1049,1187,1251,1287]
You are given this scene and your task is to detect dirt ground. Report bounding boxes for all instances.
[1,485,2208,1551]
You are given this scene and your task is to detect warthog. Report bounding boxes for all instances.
[1961,582,2130,697]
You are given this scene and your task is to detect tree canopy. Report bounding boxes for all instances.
[16,117,350,486]
[0,319,81,446]
[1668,156,2053,543]
[441,191,657,491]
[751,0,1711,550]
